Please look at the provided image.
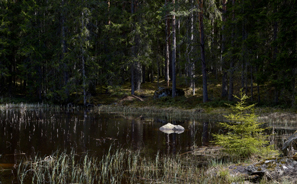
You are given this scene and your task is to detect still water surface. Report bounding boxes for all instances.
[0,106,293,183]
[0,107,218,166]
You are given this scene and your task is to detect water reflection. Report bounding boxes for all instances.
[0,108,291,171]
[202,122,209,146]
[0,109,221,168]
[131,119,144,150]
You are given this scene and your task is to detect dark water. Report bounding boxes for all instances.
[0,108,218,166]
[0,107,292,183]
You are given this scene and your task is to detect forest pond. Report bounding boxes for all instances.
[0,106,294,182]
[0,107,218,161]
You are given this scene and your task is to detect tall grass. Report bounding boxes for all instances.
[0,103,85,113]
[17,148,278,184]
[95,105,228,122]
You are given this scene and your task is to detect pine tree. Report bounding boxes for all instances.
[213,90,277,158]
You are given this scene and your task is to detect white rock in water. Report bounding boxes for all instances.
[159,123,185,132]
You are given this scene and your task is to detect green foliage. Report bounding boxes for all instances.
[213,91,277,158]
[0,0,296,106]
[107,85,128,97]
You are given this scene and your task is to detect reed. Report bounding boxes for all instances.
[95,105,228,122]
[16,147,278,184]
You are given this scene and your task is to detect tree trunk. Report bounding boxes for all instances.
[134,62,141,90]
[228,0,235,101]
[61,0,69,101]
[241,60,245,91]
[256,64,260,103]
[198,0,208,103]
[172,0,176,98]
[108,0,111,25]
[228,62,234,101]
[212,19,218,81]
[273,18,278,104]
[241,0,246,93]
[186,19,190,85]
[131,0,135,95]
[157,54,160,88]
[245,62,248,94]
[165,0,170,87]
[221,0,228,98]
[150,66,154,82]
[142,64,145,83]
[81,8,86,106]
[257,83,260,103]
[190,0,195,95]
[250,66,253,101]
[177,0,181,77]
[292,68,296,107]
[131,62,135,95]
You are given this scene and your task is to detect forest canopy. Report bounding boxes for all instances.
[0,0,296,106]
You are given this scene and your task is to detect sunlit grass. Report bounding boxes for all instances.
[0,102,84,112]
[16,148,255,184]
[17,147,287,184]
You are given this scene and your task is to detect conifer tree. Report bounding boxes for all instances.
[213,90,277,158]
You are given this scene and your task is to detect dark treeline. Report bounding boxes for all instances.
[0,0,296,106]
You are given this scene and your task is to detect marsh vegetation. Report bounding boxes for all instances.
[0,102,296,183]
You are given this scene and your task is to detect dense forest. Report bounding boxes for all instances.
[0,0,296,106]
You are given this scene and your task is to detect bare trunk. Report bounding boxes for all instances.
[172,0,176,97]
[131,0,135,95]
[250,66,253,101]
[142,65,145,83]
[177,0,181,77]
[165,0,170,87]
[257,83,260,103]
[228,0,235,101]
[292,68,296,107]
[241,61,244,91]
[190,0,195,95]
[228,62,234,101]
[186,19,190,85]
[131,62,135,95]
[108,0,111,25]
[198,0,208,103]
[245,62,248,94]
[134,0,141,91]
[81,9,86,106]
[157,55,160,88]
[255,64,260,103]
[241,0,245,93]
[61,0,69,101]
[134,62,141,90]
[273,19,278,104]
[150,66,154,82]
[221,0,228,98]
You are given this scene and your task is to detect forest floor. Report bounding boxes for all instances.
[89,76,297,116]
[1,76,296,115]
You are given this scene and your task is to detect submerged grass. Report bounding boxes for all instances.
[16,148,279,184]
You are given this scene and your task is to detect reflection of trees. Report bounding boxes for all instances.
[188,120,210,150]
[202,122,209,146]
[190,120,197,150]
[131,119,143,150]
[83,110,90,152]
[64,111,71,149]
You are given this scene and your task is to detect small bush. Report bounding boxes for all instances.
[212,90,278,158]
